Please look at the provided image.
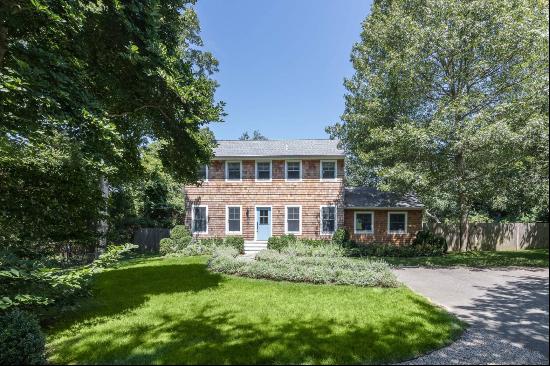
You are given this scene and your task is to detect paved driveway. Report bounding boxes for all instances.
[395,267,549,365]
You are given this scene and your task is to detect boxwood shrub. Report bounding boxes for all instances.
[0,309,46,365]
[224,236,245,254]
[267,234,297,251]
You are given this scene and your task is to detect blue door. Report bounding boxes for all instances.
[256,207,272,241]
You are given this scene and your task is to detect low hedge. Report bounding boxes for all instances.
[224,236,245,254]
[267,234,297,251]
[0,309,46,365]
[208,247,399,288]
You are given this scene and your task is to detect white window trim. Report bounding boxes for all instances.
[191,205,208,234]
[199,165,209,182]
[225,205,242,235]
[320,205,337,235]
[320,160,338,181]
[225,160,242,182]
[255,160,272,182]
[388,211,408,234]
[254,205,273,241]
[285,160,302,182]
[354,211,374,234]
[285,205,302,235]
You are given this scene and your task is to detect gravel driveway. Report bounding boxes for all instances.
[394,267,549,365]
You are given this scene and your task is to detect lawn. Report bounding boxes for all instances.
[383,249,549,268]
[46,256,464,365]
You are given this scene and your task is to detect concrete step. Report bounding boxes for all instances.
[244,241,268,253]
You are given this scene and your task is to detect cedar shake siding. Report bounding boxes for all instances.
[344,209,422,245]
[184,159,345,240]
[183,139,424,244]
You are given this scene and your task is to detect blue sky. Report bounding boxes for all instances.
[195,0,373,140]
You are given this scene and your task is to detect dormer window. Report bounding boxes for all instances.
[285,160,302,181]
[256,161,272,181]
[320,160,337,181]
[225,161,242,181]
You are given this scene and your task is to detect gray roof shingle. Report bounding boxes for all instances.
[344,187,423,209]
[214,139,344,158]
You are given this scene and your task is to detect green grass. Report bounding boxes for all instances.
[383,249,549,268]
[46,256,464,365]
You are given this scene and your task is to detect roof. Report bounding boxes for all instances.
[214,139,344,158]
[344,187,423,209]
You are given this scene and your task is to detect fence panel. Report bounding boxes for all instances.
[133,228,170,253]
[425,222,549,251]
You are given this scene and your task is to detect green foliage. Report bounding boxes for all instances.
[0,309,46,365]
[267,234,297,251]
[412,230,447,256]
[224,236,245,254]
[208,247,399,288]
[275,241,347,258]
[328,0,549,224]
[0,244,137,313]
[332,228,350,246]
[159,238,176,256]
[239,130,268,140]
[171,225,192,247]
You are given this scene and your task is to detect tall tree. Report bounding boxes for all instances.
[0,0,223,254]
[328,0,549,248]
[239,130,268,140]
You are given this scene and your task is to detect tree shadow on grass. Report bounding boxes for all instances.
[49,295,463,365]
[48,261,224,330]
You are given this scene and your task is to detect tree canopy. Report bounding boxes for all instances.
[0,0,223,255]
[329,0,549,228]
[239,130,268,141]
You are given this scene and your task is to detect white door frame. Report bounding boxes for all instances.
[254,205,273,241]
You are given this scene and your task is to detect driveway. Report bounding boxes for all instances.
[394,267,549,365]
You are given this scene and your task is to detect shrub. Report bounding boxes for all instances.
[159,238,175,256]
[300,238,332,247]
[208,247,399,288]
[225,236,245,254]
[170,225,192,248]
[332,228,350,246]
[0,309,46,365]
[267,234,297,251]
[280,241,347,257]
[412,230,447,256]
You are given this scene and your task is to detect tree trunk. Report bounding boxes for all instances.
[456,151,469,251]
[96,174,109,258]
[0,25,7,67]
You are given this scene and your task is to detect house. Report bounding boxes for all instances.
[184,139,423,249]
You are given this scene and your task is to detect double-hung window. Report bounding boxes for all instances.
[388,212,407,234]
[285,161,302,181]
[225,161,242,181]
[354,211,374,234]
[285,206,301,234]
[198,165,208,181]
[320,206,336,234]
[192,205,208,233]
[226,206,241,234]
[256,161,272,181]
[320,160,337,180]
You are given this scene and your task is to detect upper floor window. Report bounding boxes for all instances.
[285,160,302,181]
[320,160,337,180]
[285,205,301,234]
[388,212,407,234]
[320,205,336,235]
[225,161,242,181]
[192,205,208,233]
[354,211,374,234]
[256,161,272,181]
[198,165,208,181]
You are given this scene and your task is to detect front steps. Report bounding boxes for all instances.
[244,240,268,254]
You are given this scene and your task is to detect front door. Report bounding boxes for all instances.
[255,207,272,241]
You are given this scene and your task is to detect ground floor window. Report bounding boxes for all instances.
[388,212,407,234]
[226,206,242,234]
[285,206,301,234]
[354,211,373,234]
[192,205,207,233]
[320,206,336,234]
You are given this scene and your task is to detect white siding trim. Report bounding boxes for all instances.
[388,211,408,234]
[354,211,374,234]
[191,204,208,234]
[284,205,302,235]
[225,205,242,235]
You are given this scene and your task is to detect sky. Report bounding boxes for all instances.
[194,0,373,140]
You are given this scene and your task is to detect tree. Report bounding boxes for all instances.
[239,130,268,140]
[0,0,223,255]
[328,0,549,248]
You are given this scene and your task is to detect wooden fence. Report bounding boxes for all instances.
[425,222,549,251]
[133,228,170,253]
